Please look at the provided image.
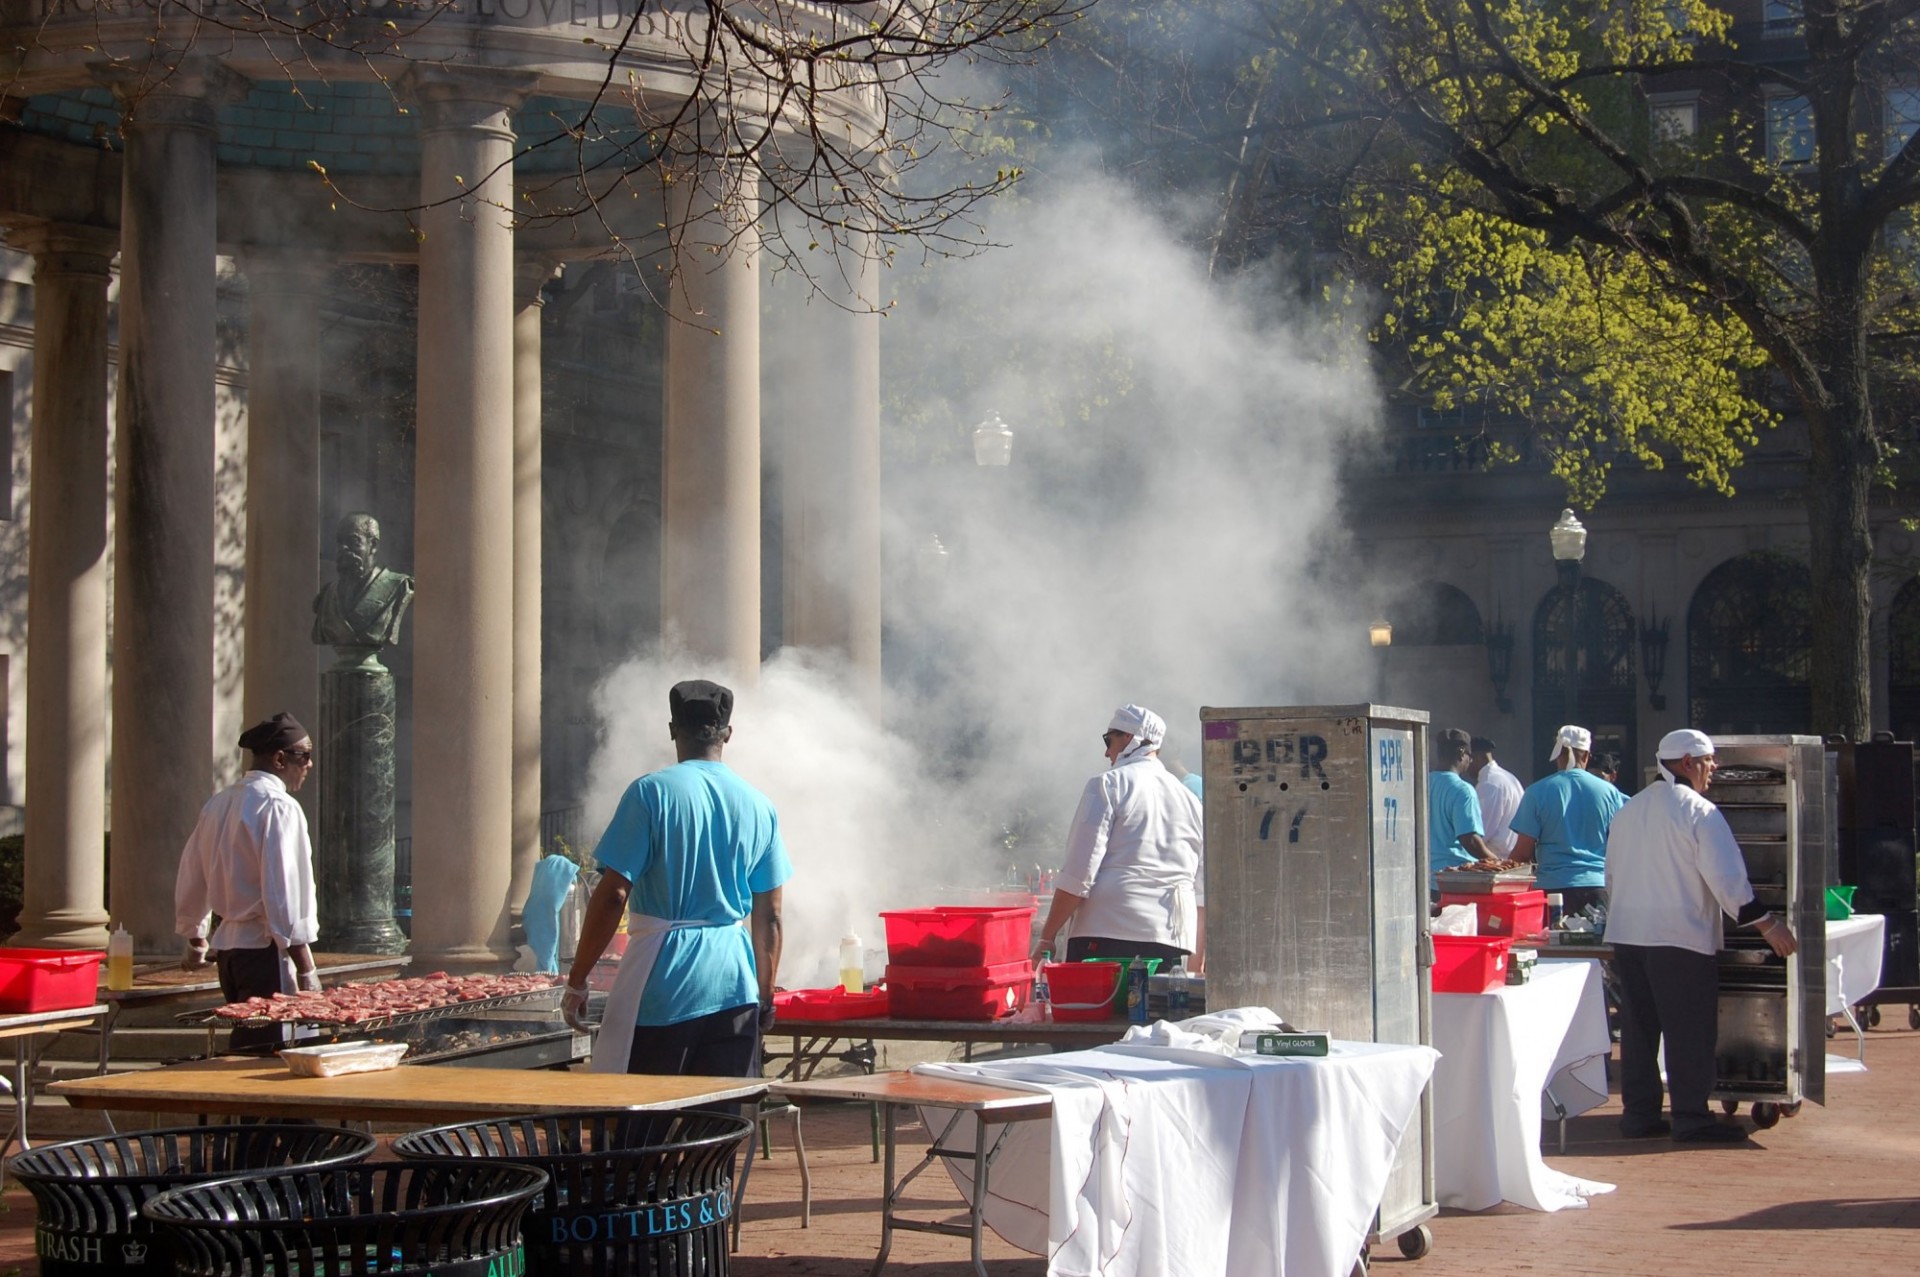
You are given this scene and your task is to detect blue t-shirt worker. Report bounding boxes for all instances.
[1510,724,1626,915]
[1428,727,1496,889]
[563,679,792,1077]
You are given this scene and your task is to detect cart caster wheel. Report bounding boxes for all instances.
[1397,1225,1434,1260]
[1781,1101,1802,1119]
[1907,1005,1918,1031]
[1751,1103,1780,1129]
[1868,1005,1883,1028]
[1719,1099,1739,1116]
[1826,1018,1837,1039]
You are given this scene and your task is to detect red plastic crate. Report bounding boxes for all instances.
[1044,960,1123,1022]
[880,907,1035,968]
[0,948,103,1012]
[772,987,890,1020]
[1440,889,1548,939]
[1431,936,1511,994]
[886,961,1032,1020]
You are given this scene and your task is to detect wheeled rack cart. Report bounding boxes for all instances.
[1703,736,1829,1127]
[1201,704,1436,1270]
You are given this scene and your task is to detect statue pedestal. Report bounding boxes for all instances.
[317,657,407,953]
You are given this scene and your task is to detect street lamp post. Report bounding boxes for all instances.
[972,411,1013,467]
[1370,618,1393,703]
[1549,509,1588,737]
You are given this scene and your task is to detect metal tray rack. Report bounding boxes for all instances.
[179,985,571,1066]
[183,984,564,1033]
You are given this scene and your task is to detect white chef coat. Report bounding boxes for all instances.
[174,771,320,952]
[1058,756,1205,947]
[1602,777,1753,956]
[1475,759,1526,856]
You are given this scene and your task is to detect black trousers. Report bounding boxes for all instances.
[217,945,289,1055]
[1613,943,1720,1135]
[625,1003,761,1078]
[1063,937,1189,966]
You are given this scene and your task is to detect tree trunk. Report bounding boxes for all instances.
[1801,296,1876,741]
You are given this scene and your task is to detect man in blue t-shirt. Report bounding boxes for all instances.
[1428,728,1495,889]
[1511,724,1626,914]
[562,679,792,1077]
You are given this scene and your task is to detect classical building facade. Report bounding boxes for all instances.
[0,1,884,963]
[1352,409,1916,790]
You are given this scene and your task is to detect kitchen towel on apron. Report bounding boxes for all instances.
[589,912,732,1073]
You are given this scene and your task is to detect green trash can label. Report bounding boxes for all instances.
[533,1185,733,1245]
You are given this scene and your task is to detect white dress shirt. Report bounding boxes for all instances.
[175,771,319,952]
[1603,778,1754,956]
[1475,759,1526,856]
[1057,757,1206,948]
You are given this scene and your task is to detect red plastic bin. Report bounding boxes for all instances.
[1044,961,1124,1022]
[880,907,1035,968]
[886,961,1032,1020]
[1430,935,1511,994]
[0,948,104,1012]
[1439,889,1548,939]
[772,987,890,1020]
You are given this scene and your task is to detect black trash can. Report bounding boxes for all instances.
[142,1159,547,1277]
[392,1109,751,1276]
[9,1124,377,1277]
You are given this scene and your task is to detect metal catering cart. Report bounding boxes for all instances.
[1702,735,1830,1127]
[1201,703,1436,1266]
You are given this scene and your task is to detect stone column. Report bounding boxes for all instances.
[508,259,555,920]
[409,71,530,969]
[241,253,325,825]
[664,168,762,677]
[782,232,882,713]
[106,65,243,954]
[9,221,116,949]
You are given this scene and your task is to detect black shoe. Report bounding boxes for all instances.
[1620,1118,1671,1138]
[1672,1122,1751,1144]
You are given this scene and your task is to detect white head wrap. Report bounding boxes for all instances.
[1108,704,1166,768]
[1655,728,1715,783]
[1548,724,1592,764]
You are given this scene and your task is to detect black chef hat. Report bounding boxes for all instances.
[669,680,733,730]
[238,712,307,754]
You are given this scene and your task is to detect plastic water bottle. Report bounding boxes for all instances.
[1032,951,1052,1021]
[1167,960,1191,1019]
[839,931,864,994]
[1127,963,1150,1024]
[107,924,133,992]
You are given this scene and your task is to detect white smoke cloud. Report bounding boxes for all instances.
[582,164,1384,987]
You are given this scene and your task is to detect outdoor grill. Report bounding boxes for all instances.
[184,984,590,1071]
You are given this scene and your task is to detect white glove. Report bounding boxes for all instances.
[562,984,592,1033]
[181,942,210,972]
[297,969,323,994]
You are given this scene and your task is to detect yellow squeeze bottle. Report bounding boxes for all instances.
[839,932,864,994]
[107,924,133,991]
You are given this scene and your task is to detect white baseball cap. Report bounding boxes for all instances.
[1548,725,1592,763]
[1657,728,1715,760]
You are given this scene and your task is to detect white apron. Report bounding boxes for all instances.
[588,912,735,1073]
[1089,866,1198,952]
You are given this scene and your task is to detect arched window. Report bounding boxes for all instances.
[1888,578,1920,743]
[1532,577,1637,776]
[1687,552,1813,735]
[1391,582,1485,645]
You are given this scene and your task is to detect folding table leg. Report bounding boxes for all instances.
[870,1102,899,1277]
[970,1112,990,1277]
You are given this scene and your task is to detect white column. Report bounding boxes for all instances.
[241,253,325,825]
[107,65,240,954]
[663,168,762,678]
[409,71,528,969]
[782,233,882,713]
[9,221,115,948]
[508,258,554,920]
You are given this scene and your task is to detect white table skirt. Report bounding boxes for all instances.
[920,1039,1438,1277]
[1432,961,1615,1212]
[1827,914,1886,1016]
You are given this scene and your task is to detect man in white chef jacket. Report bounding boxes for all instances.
[174,712,323,1053]
[1604,729,1797,1143]
[1467,736,1524,857]
[1034,704,1206,971]
[562,680,791,1076]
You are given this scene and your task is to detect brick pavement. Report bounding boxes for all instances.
[2,1024,1916,1275]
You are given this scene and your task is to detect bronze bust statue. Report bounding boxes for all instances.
[313,512,414,667]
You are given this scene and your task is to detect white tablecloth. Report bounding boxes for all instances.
[1431,961,1615,1212]
[1827,913,1886,1016]
[917,1039,1438,1277]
